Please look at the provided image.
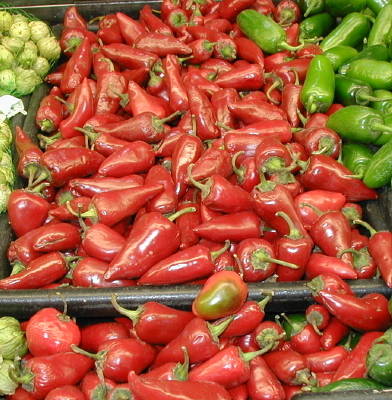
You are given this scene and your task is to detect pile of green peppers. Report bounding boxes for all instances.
[0,122,14,213]
[299,1,392,189]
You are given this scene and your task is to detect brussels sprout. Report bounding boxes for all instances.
[12,14,29,25]
[17,41,38,69]
[0,137,8,154]
[29,20,50,42]
[37,36,60,61]
[0,167,13,186]
[0,358,18,395]
[0,46,14,71]
[14,68,41,96]
[0,11,13,34]
[32,56,50,78]
[0,184,11,212]
[1,36,24,55]
[0,317,26,360]
[0,122,12,146]
[0,70,16,94]
[9,21,30,42]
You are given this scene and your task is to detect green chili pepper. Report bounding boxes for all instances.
[325,0,366,16]
[367,343,392,386]
[345,59,392,90]
[327,105,392,143]
[324,46,358,71]
[339,45,391,74]
[281,314,307,340]
[300,55,335,113]
[312,378,386,392]
[320,12,371,51]
[335,74,392,106]
[367,0,392,14]
[338,331,362,350]
[375,115,392,145]
[299,13,335,40]
[237,10,303,54]
[363,139,392,188]
[370,89,392,114]
[342,143,373,178]
[298,0,325,17]
[368,4,392,46]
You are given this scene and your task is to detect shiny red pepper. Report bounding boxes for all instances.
[176,201,201,249]
[232,153,260,192]
[274,0,301,25]
[320,317,350,351]
[254,320,286,352]
[215,64,264,91]
[35,87,64,133]
[95,72,127,115]
[64,6,87,30]
[97,14,123,44]
[80,372,116,400]
[140,4,173,36]
[307,273,354,304]
[116,12,146,45]
[49,196,90,221]
[136,32,192,56]
[229,99,286,124]
[305,253,357,280]
[281,83,303,128]
[60,28,97,57]
[306,304,330,334]
[45,385,85,400]
[305,346,349,373]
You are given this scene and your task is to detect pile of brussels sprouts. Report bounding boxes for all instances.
[0,8,61,96]
[0,122,14,213]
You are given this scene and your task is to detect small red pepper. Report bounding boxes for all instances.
[64,6,87,30]
[176,201,201,249]
[136,32,192,56]
[274,0,301,25]
[229,99,286,124]
[215,64,264,91]
[95,72,127,115]
[111,297,193,345]
[80,372,116,400]
[211,88,239,133]
[234,37,264,68]
[305,113,329,129]
[305,346,349,373]
[45,63,66,86]
[254,320,286,351]
[35,87,64,133]
[320,317,350,351]
[116,12,146,45]
[232,153,260,192]
[305,253,358,280]
[188,39,215,64]
[193,211,262,243]
[140,4,173,36]
[97,14,123,44]
[60,28,97,57]
[305,304,330,335]
[49,196,90,221]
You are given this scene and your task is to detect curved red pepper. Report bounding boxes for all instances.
[305,304,330,334]
[64,6,87,30]
[45,385,85,400]
[140,5,173,36]
[97,14,123,44]
[281,83,303,128]
[176,201,201,249]
[229,99,286,124]
[306,253,358,280]
[254,321,286,352]
[188,39,215,64]
[305,346,349,373]
[136,33,192,56]
[116,12,146,45]
[35,87,64,133]
[320,317,350,351]
[232,154,260,192]
[215,64,264,91]
[211,88,239,133]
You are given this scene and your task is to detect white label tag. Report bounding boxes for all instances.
[0,95,27,123]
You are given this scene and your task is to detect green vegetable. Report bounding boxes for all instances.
[0,11,12,33]
[0,317,27,360]
[36,36,61,61]
[1,36,24,55]
[0,184,11,213]
[363,139,392,188]
[325,0,366,16]
[368,4,392,46]
[9,21,31,42]
[17,41,38,69]
[0,358,18,395]
[367,343,392,386]
[32,56,50,78]
[281,314,307,340]
[0,123,12,147]
[370,89,392,114]
[29,20,50,43]
[0,70,16,94]
[312,378,386,392]
[375,114,392,145]
[298,0,325,17]
[342,143,373,178]
[12,14,29,25]
[345,59,392,90]
[324,45,358,71]
[14,68,42,96]
[367,0,392,14]
[299,13,335,40]
[300,55,335,113]
[0,45,15,71]
[320,12,371,51]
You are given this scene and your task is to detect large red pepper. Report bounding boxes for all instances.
[128,371,231,400]
[211,88,239,133]
[64,6,87,30]
[111,297,193,345]
[0,252,69,289]
[45,385,85,400]
[116,12,146,45]
[234,37,264,68]
[332,331,384,381]
[298,155,378,202]
[69,175,143,197]
[80,184,163,226]
[60,27,97,57]
[105,208,194,280]
[82,131,129,157]
[307,273,354,304]
[193,211,262,242]
[35,87,64,133]
[188,39,215,64]
[215,64,264,91]
[60,38,92,94]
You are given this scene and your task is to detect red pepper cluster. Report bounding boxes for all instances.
[4,1,391,291]
[8,272,392,399]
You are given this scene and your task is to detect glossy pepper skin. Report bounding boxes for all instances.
[363,139,392,189]
[342,143,373,179]
[35,87,64,133]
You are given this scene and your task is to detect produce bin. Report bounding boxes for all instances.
[0,1,392,398]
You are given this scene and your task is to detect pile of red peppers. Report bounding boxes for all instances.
[5,275,392,399]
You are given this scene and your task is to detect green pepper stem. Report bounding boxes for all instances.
[55,96,73,113]
[187,164,210,198]
[296,158,309,173]
[241,341,275,362]
[10,261,25,276]
[71,344,102,360]
[208,316,234,339]
[29,182,49,194]
[255,172,276,192]
[210,240,231,262]
[231,151,245,178]
[173,347,189,381]
[65,201,81,217]
[279,41,304,52]
[258,295,272,311]
[216,122,231,131]
[352,219,377,236]
[372,122,392,134]
[159,111,183,125]
[255,248,300,269]
[303,0,319,17]
[80,207,98,223]
[266,79,282,105]
[299,202,323,216]
[37,132,60,148]
[111,294,142,325]
[312,146,329,155]
[275,211,302,240]
[167,207,197,222]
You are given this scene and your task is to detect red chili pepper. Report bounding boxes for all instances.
[35,87,64,133]
[175,201,201,249]
[69,175,143,197]
[45,63,66,86]
[305,346,349,373]
[122,67,149,86]
[98,141,153,176]
[285,23,300,46]
[45,385,85,400]
[305,304,330,335]
[26,307,80,357]
[194,211,262,243]
[332,331,384,381]
[281,83,303,128]
[205,18,232,32]
[228,384,248,400]
[264,349,315,385]
[80,371,116,400]
[164,8,189,35]
[274,0,301,25]
[112,298,193,345]
[95,72,127,115]
[200,203,222,223]
[305,253,357,280]
[41,134,84,151]
[252,0,276,14]
[187,39,214,64]
[339,247,377,279]
[81,184,163,226]
[63,6,87,30]
[305,113,329,129]
[231,153,260,192]
[354,220,392,287]
[7,188,50,237]
[183,70,221,96]
[264,51,292,72]
[97,14,123,44]
[297,44,323,58]
[254,321,286,351]
[82,131,129,157]
[215,64,264,91]
[138,242,228,285]
[60,28,97,57]
[101,44,158,70]
[80,321,130,353]
[116,12,146,44]
[247,356,286,400]
[284,318,322,354]
[136,32,192,56]
[298,155,378,202]
[128,371,231,400]
[211,89,239,133]
[351,228,369,250]
[13,352,93,400]
[140,4,173,36]
[320,317,350,351]
[105,208,194,280]
[318,291,392,332]
[48,197,90,221]
[232,38,264,69]
[92,49,117,80]
[229,99,286,124]
[153,317,231,366]
[274,58,312,84]
[294,189,346,231]
[326,103,344,115]
[142,351,189,381]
